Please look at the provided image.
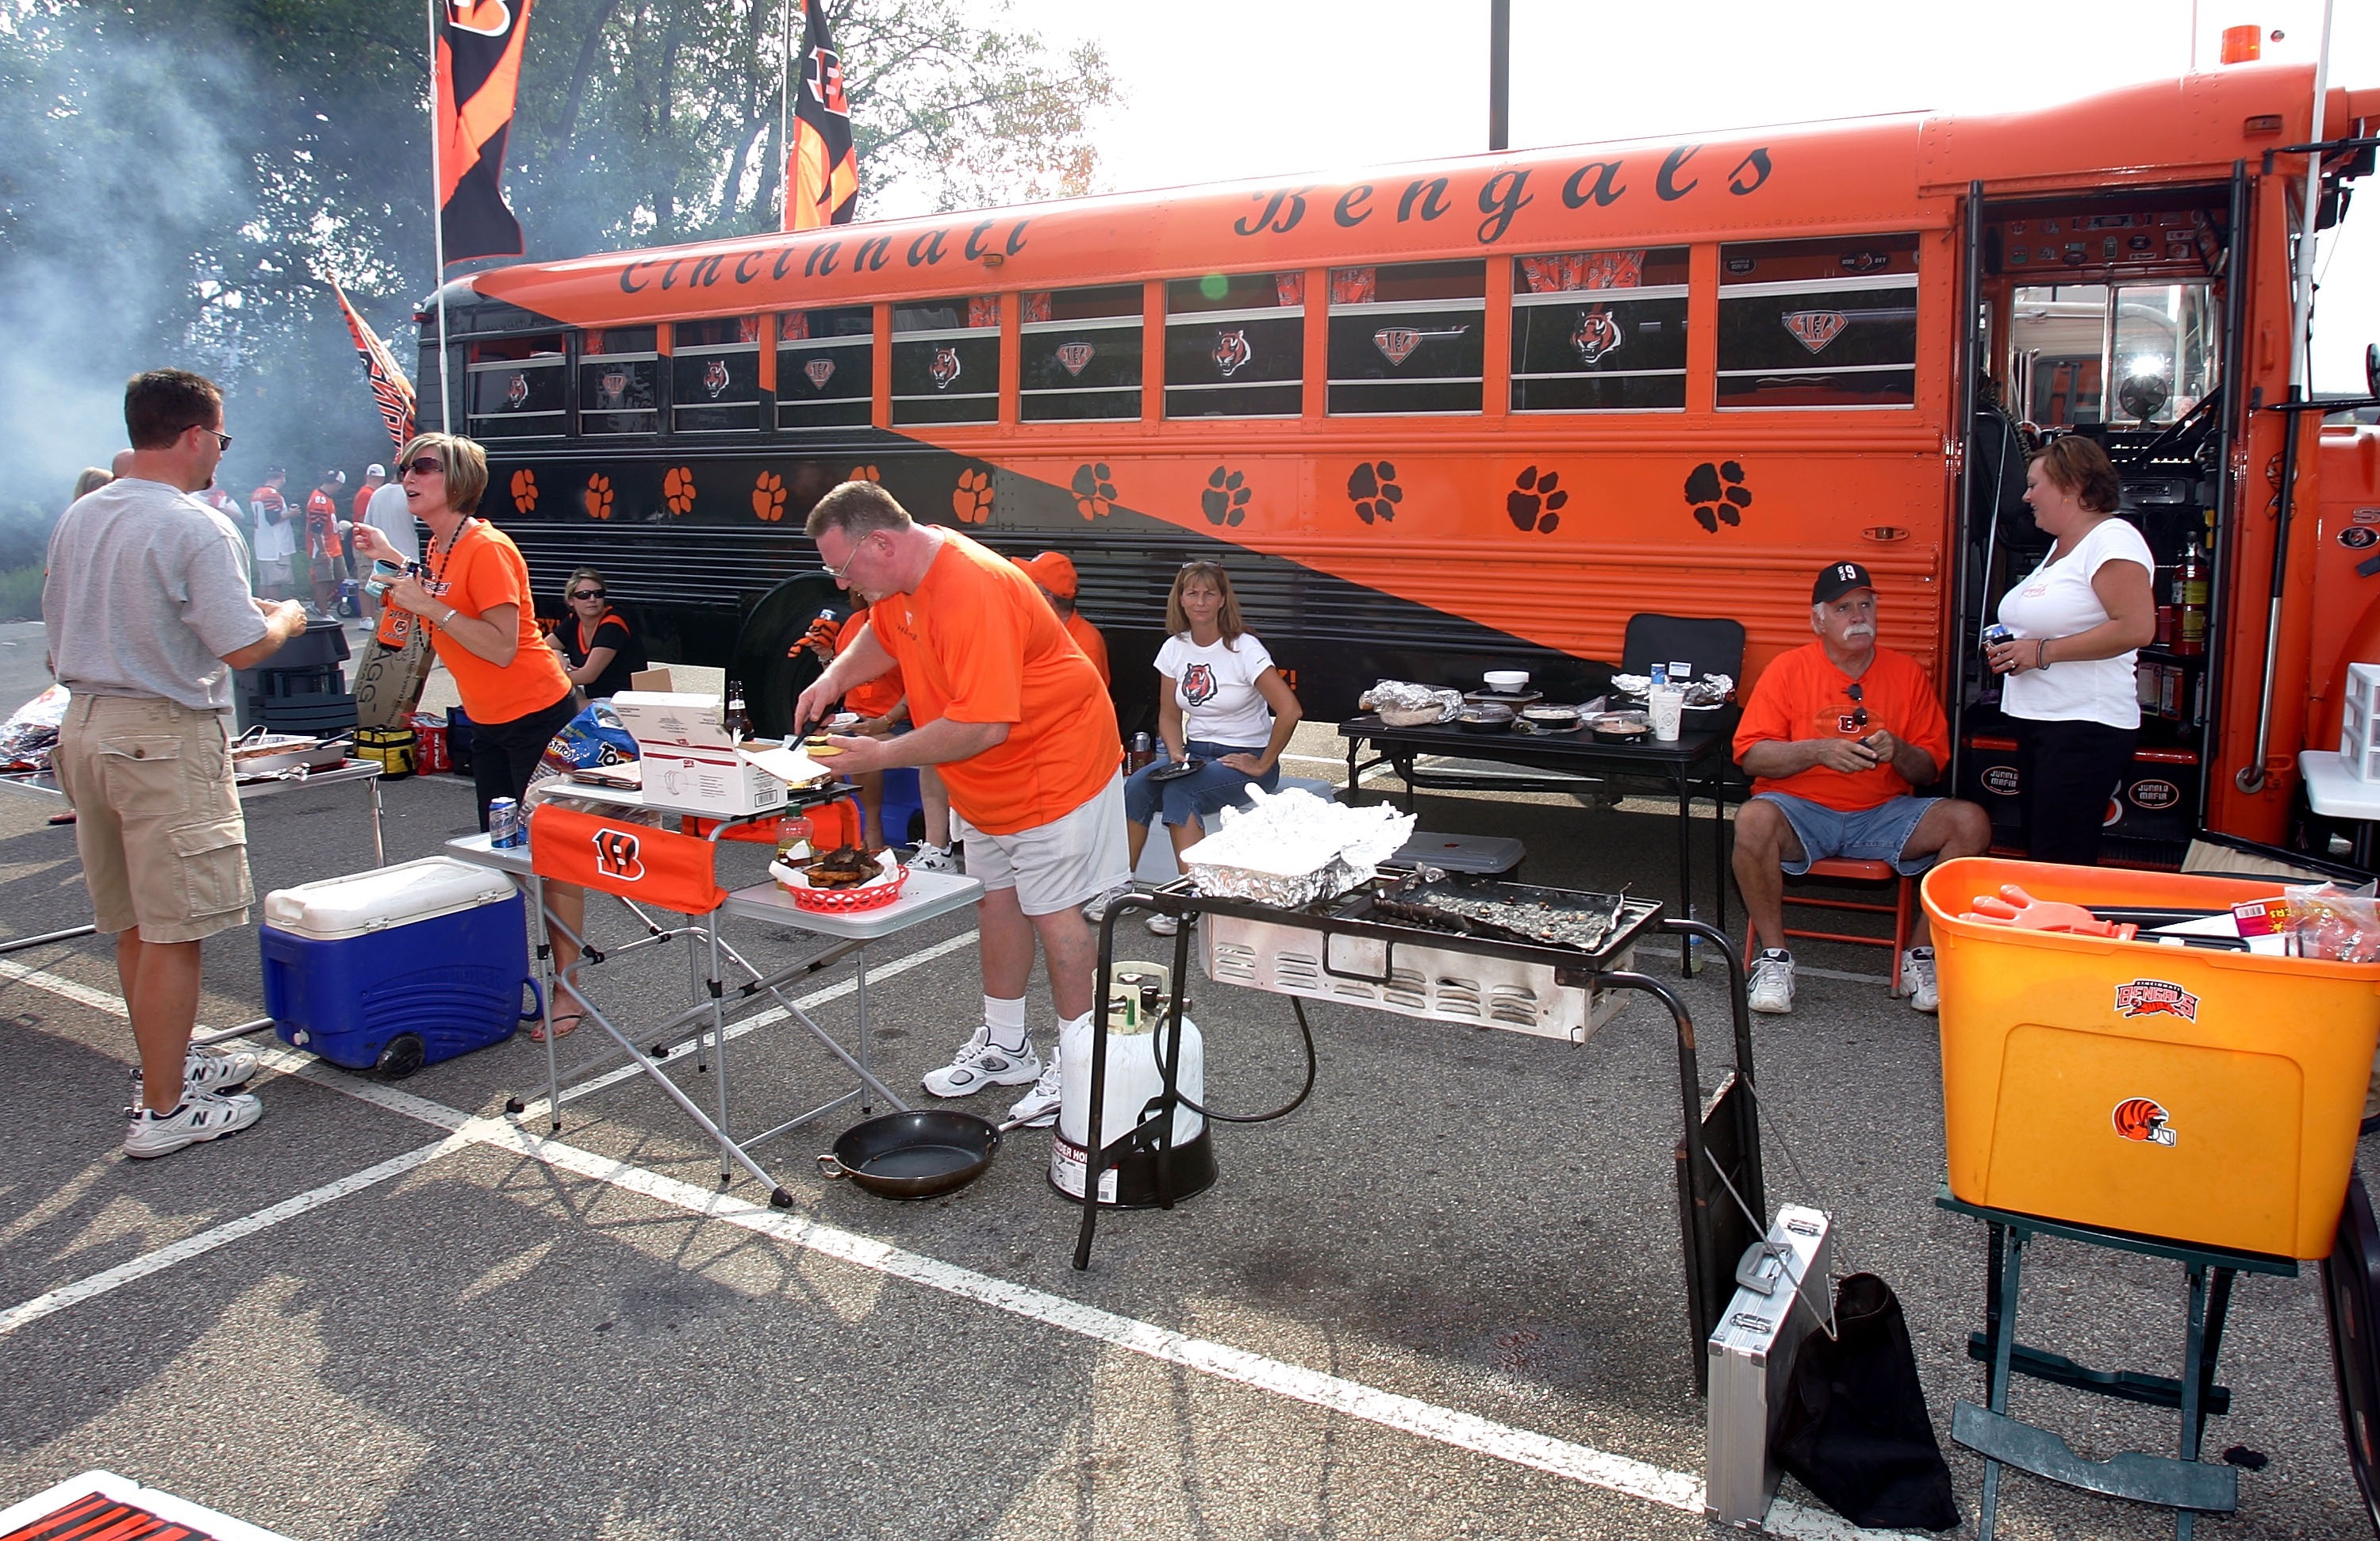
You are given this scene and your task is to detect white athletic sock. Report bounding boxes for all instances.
[984,995,1029,1052]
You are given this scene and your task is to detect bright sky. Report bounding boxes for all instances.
[960,0,2379,394]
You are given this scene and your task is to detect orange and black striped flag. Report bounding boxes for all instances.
[436,1,535,262]
[785,1,858,232]
[328,277,419,454]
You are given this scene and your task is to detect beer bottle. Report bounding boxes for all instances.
[724,677,752,740]
[2175,535,2209,657]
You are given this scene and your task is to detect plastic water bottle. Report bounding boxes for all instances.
[1649,662,1668,689]
[1687,903,1703,975]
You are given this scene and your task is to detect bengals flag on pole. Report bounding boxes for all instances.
[436,1,535,262]
[328,277,419,454]
[784,1,858,231]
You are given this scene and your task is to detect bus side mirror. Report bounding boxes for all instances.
[2367,343,2378,401]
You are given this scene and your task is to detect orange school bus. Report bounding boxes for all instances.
[424,61,2379,867]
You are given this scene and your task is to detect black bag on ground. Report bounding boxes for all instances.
[1772,1271,1961,1531]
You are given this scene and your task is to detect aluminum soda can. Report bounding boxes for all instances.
[489,797,523,849]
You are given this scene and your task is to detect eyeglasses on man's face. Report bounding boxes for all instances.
[187,425,231,451]
[827,532,876,583]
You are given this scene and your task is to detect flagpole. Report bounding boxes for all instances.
[427,0,452,434]
[795,0,814,228]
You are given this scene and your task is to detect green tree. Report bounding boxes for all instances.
[0,0,1115,551]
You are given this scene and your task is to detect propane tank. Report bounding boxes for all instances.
[1050,972,1215,1208]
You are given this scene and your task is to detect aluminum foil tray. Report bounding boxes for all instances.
[1185,854,1368,909]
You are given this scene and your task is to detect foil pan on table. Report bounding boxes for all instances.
[1359,868,1660,964]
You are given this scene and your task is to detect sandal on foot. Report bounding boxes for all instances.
[529,1012,584,1043]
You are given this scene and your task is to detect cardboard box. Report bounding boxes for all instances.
[611,691,788,816]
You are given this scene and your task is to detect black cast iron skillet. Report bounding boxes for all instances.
[818,1109,1031,1198]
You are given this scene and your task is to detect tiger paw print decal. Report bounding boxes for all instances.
[1347,461,1401,525]
[582,473,613,521]
[662,466,697,516]
[953,468,994,524]
[849,464,880,483]
[752,471,786,522]
[1071,463,1117,519]
[1202,466,1250,527]
[1507,466,1565,534]
[1684,461,1752,532]
[509,469,537,513]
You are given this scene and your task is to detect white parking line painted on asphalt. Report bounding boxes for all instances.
[0,1134,467,1338]
[0,945,1909,1539]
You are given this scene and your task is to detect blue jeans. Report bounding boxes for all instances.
[1123,738,1280,830]
[1754,791,1942,876]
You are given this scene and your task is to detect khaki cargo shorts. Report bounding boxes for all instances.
[52,694,251,943]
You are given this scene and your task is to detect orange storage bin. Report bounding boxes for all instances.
[1923,857,2380,1259]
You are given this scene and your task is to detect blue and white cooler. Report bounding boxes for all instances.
[261,857,541,1078]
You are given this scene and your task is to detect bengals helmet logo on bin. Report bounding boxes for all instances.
[593,827,645,880]
[2112,1096,2178,1147]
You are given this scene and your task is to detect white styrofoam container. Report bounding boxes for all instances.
[1706,1205,1837,1528]
[263,857,519,941]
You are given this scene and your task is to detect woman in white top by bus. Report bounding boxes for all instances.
[1117,562,1302,934]
[1984,435,2158,864]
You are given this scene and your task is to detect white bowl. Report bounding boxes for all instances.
[1483,669,1530,692]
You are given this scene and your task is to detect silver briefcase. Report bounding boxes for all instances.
[1706,1204,1837,1528]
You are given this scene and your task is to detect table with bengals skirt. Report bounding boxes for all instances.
[447,782,980,1206]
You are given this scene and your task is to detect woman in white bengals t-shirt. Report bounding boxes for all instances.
[1121,562,1303,925]
[1984,435,2158,864]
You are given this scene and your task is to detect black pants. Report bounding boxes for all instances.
[2014,716,2137,865]
[470,691,578,831]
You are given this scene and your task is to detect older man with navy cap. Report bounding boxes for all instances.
[1729,560,1990,1017]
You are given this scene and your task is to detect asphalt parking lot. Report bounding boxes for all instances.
[1,628,2371,1539]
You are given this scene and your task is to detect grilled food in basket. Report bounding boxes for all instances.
[803,845,884,888]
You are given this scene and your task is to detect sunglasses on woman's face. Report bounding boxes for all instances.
[401,455,443,478]
[570,588,605,600]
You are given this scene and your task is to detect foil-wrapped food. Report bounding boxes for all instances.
[1183,787,1415,907]
[1358,680,1464,727]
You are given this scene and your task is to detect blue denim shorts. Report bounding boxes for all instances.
[1755,791,1941,876]
[1123,738,1279,829]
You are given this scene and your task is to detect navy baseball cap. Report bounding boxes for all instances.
[1812,561,1875,604]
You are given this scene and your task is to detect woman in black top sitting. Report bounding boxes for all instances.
[547,566,644,700]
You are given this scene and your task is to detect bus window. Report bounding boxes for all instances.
[1165,272,1302,419]
[1327,261,1484,416]
[1021,284,1142,423]
[2009,282,2218,428]
[778,305,873,430]
[579,326,658,436]
[671,316,762,432]
[892,296,1000,425]
[1509,247,1688,412]
[466,335,567,439]
[1717,235,1918,409]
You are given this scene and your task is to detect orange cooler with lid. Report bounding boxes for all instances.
[1923,857,2380,1259]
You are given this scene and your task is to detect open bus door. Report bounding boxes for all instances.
[1948,167,2254,868]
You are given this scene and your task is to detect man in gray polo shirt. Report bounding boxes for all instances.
[45,369,307,1159]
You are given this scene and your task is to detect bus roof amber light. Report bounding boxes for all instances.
[2220,25,2261,66]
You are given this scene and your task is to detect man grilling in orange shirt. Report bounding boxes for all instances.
[1731,561,1991,1018]
[795,482,1129,1128]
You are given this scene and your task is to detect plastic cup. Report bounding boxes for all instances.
[1648,686,1684,742]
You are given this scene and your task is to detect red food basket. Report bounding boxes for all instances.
[777,864,908,914]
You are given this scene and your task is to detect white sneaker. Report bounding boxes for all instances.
[1902,947,1939,1013]
[908,842,957,872]
[1747,949,1796,1014]
[920,1027,1042,1098]
[132,1045,260,1098]
[1081,884,1131,923]
[1007,1059,1065,1128]
[124,1089,263,1159]
[1146,911,1180,937]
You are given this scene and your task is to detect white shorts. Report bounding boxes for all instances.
[953,771,1130,916]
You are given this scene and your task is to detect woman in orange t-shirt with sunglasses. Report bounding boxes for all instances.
[351,434,594,1037]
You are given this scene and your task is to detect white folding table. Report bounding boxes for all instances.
[2299,749,2380,866]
